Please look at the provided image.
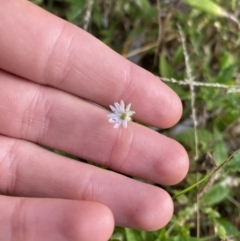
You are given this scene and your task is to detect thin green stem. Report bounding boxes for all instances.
[173,151,237,199]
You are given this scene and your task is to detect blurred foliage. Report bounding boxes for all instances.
[31,0,240,240]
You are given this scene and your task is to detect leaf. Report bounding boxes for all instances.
[175,129,212,151]
[216,64,237,83]
[173,237,209,241]
[125,228,143,241]
[172,46,184,66]
[213,128,228,164]
[185,238,210,241]
[217,218,240,236]
[201,183,229,206]
[213,142,228,165]
[159,55,173,78]
[220,52,236,70]
[137,0,150,11]
[227,149,240,172]
[214,222,227,239]
[183,0,224,16]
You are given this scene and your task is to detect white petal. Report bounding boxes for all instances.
[114,102,120,108]
[128,111,135,116]
[126,103,131,111]
[109,119,117,123]
[114,122,121,128]
[113,109,122,116]
[114,102,122,113]
[120,100,125,112]
[109,105,116,112]
[108,113,118,118]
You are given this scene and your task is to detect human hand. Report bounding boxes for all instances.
[0,1,189,240]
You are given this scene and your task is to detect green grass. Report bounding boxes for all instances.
[33,0,240,240]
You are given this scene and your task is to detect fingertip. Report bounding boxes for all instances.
[169,141,189,185]
[155,79,183,128]
[131,187,173,231]
[126,66,183,129]
[159,140,189,185]
[72,202,114,241]
[165,93,183,128]
[90,203,115,241]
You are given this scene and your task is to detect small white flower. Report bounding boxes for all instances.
[108,100,135,129]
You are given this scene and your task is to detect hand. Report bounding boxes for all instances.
[0,1,189,240]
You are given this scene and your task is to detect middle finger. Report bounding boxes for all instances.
[0,70,188,185]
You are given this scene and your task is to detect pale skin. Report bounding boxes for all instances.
[0,0,189,240]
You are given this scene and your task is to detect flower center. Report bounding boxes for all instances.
[120,112,127,120]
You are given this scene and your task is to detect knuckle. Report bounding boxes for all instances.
[0,139,21,195]
[20,85,55,144]
[11,198,29,240]
[81,173,94,201]
[43,22,76,88]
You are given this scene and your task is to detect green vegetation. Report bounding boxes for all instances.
[32,0,240,240]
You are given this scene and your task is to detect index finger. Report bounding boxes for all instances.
[0,0,182,128]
